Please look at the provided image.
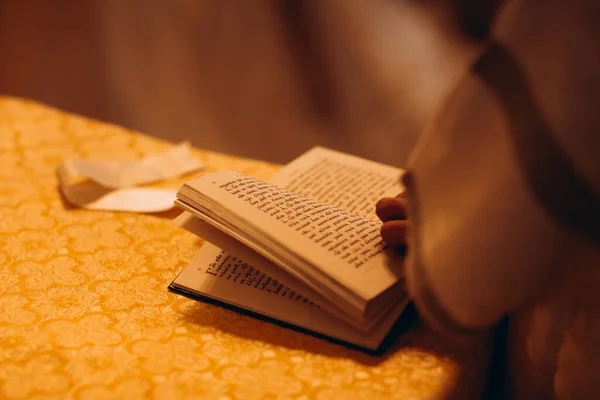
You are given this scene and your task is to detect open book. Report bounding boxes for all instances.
[169,147,411,353]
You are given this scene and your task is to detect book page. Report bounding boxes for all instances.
[270,147,404,220]
[171,244,409,351]
[212,173,387,270]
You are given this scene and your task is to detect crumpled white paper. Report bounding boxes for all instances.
[57,142,204,213]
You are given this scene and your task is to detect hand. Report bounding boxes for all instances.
[375,193,408,248]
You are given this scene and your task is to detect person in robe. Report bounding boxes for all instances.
[377,0,600,398]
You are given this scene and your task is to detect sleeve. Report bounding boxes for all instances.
[403,0,600,335]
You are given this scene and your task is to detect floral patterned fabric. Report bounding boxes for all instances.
[0,97,481,399]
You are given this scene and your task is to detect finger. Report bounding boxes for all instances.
[380,220,407,247]
[376,197,407,222]
[396,191,406,198]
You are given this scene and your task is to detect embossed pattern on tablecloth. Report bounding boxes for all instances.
[0,97,479,400]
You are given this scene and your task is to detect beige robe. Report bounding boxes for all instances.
[406,1,600,398]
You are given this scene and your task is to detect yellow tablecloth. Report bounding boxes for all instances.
[0,98,483,399]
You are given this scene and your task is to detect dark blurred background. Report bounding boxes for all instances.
[0,0,482,166]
